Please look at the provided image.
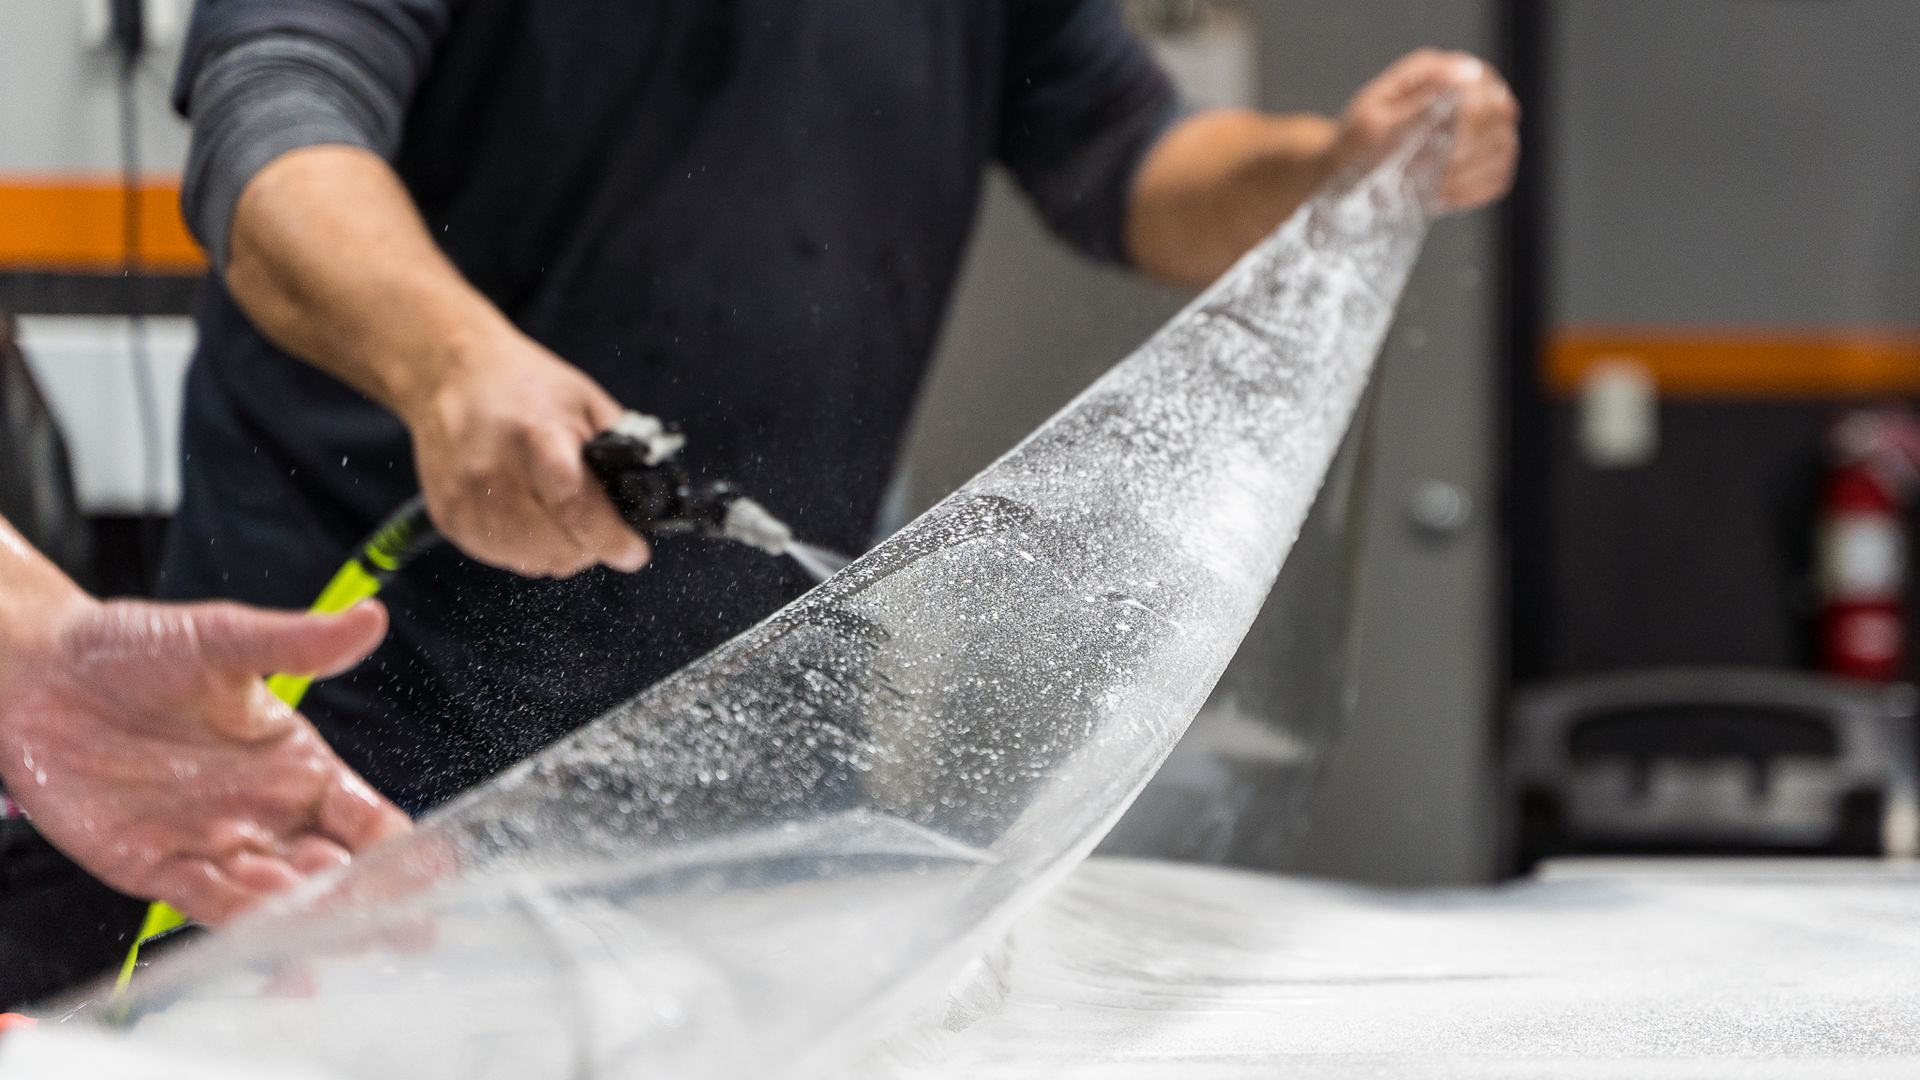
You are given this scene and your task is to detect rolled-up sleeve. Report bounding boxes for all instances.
[997,0,1185,266]
[173,0,454,266]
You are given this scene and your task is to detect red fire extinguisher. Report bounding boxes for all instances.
[1818,410,1920,682]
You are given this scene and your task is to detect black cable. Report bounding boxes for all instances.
[115,22,167,590]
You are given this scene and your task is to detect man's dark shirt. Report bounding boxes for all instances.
[161,0,1180,810]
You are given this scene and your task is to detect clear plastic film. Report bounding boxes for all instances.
[1098,394,1378,867]
[73,111,1454,1078]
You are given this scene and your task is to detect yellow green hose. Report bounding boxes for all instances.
[112,498,435,1004]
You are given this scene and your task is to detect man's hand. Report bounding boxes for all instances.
[0,596,412,925]
[1128,49,1519,286]
[397,324,650,579]
[1330,49,1520,214]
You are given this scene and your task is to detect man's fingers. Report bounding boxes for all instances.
[153,857,259,926]
[1455,118,1515,166]
[1445,155,1516,198]
[221,849,307,896]
[448,471,597,579]
[194,601,389,682]
[1442,124,1519,210]
[1345,55,1476,162]
[579,383,628,432]
[1367,49,1446,102]
[316,769,413,854]
[1459,81,1519,143]
[285,835,354,877]
[187,816,278,860]
[1366,51,1505,131]
[530,430,650,573]
[186,601,386,742]
[1372,49,1477,106]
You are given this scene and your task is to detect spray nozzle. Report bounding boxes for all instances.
[717,496,795,556]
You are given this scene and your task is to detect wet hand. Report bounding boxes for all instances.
[1331,49,1520,214]
[0,598,412,925]
[401,326,650,578]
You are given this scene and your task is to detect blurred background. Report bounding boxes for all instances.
[5,0,1919,886]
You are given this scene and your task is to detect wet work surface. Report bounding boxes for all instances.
[6,857,1919,1077]
[876,858,1920,1079]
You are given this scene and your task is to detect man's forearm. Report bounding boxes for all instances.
[182,31,492,416]
[1125,109,1339,288]
[224,146,647,578]
[225,146,515,420]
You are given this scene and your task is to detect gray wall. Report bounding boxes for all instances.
[903,0,1504,885]
[0,0,189,174]
[1550,0,1920,327]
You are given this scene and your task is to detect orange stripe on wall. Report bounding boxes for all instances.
[0,177,206,273]
[1549,330,1920,399]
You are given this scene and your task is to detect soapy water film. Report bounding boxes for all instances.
[83,116,1453,1077]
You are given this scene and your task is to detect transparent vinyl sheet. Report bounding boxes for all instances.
[1098,393,1377,868]
[90,116,1452,1078]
